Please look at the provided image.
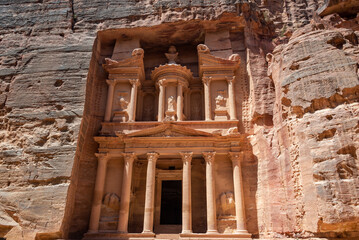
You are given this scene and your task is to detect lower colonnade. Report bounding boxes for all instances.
[84,149,251,240]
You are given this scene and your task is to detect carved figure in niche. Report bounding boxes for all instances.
[167,96,176,111]
[165,96,176,121]
[218,192,235,218]
[113,92,129,122]
[103,193,121,210]
[165,46,179,64]
[116,92,129,111]
[215,90,227,110]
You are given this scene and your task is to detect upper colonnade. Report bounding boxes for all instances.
[102,44,241,123]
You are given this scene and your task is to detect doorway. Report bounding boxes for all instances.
[160,180,182,225]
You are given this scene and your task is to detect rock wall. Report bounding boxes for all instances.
[1,0,358,239]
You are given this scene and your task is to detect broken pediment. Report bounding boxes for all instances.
[197,44,240,79]
[118,123,215,138]
[103,48,145,81]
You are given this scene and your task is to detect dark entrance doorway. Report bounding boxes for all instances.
[160,180,182,225]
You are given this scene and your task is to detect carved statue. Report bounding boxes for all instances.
[228,54,240,62]
[215,90,227,110]
[197,44,210,54]
[167,96,176,111]
[165,46,179,64]
[116,93,129,111]
[219,192,236,217]
[103,193,121,210]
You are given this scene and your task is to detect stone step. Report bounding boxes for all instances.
[155,234,180,239]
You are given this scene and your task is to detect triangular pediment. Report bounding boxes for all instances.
[121,123,215,138]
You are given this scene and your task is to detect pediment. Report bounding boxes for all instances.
[121,123,215,138]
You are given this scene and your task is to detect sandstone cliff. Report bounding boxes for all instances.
[0,0,358,239]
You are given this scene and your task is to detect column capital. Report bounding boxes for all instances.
[122,152,136,163]
[202,151,216,163]
[106,79,119,86]
[226,76,236,84]
[147,152,159,162]
[158,79,166,87]
[129,78,141,87]
[180,152,193,163]
[95,153,109,162]
[228,152,243,166]
[202,76,212,85]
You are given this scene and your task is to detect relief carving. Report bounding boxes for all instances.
[214,90,229,120]
[165,96,177,121]
[113,91,129,122]
[218,191,236,218]
[103,192,121,210]
[165,46,179,64]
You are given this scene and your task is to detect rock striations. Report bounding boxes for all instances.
[0,0,358,239]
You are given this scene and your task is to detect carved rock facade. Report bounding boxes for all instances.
[0,1,358,240]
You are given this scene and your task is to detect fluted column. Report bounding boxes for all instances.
[228,152,248,233]
[180,152,193,234]
[89,153,109,232]
[142,152,159,234]
[202,77,212,121]
[129,79,141,122]
[227,76,237,120]
[158,80,165,122]
[202,151,218,234]
[118,152,136,233]
[177,83,184,121]
[105,80,116,122]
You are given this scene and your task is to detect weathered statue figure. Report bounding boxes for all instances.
[215,90,227,110]
[118,96,129,111]
[219,192,236,217]
[167,96,176,111]
[165,45,179,64]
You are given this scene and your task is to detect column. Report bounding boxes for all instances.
[129,79,140,122]
[180,152,193,234]
[202,77,212,121]
[184,89,190,120]
[158,80,165,122]
[228,152,248,233]
[227,76,237,120]
[142,152,159,234]
[89,153,109,232]
[118,152,136,233]
[104,80,116,122]
[177,83,184,121]
[202,151,218,234]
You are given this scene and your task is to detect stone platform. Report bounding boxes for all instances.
[83,232,252,240]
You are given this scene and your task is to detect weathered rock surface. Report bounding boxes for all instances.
[1,0,358,239]
[252,21,359,238]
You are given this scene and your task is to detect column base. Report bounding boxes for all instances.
[206,230,219,234]
[235,230,249,234]
[181,230,193,234]
[141,230,155,236]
